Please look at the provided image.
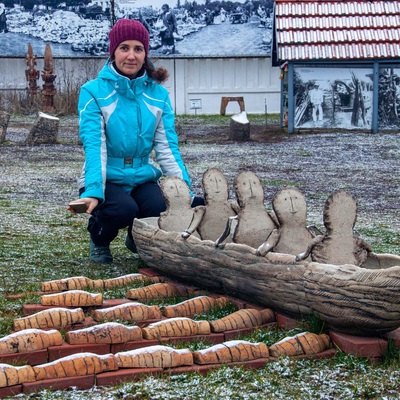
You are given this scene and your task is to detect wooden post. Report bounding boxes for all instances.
[25,44,40,108]
[41,44,57,114]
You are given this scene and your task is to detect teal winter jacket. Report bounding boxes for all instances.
[77,59,191,202]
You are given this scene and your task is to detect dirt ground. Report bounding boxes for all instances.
[1,118,400,236]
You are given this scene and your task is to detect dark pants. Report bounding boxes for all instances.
[86,181,204,247]
[88,182,166,247]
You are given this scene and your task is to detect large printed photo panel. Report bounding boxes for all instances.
[0,0,273,57]
[378,66,400,130]
[294,66,374,131]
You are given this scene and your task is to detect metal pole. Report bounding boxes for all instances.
[265,99,268,126]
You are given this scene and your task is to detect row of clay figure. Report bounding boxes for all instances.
[0,330,332,388]
[157,168,375,268]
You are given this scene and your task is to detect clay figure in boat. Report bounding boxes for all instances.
[217,171,277,248]
[197,168,238,241]
[257,187,315,257]
[295,189,373,266]
[158,176,205,238]
[131,172,400,335]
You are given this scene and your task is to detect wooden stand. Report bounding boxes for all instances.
[220,97,245,115]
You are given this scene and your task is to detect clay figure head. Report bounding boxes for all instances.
[234,171,264,208]
[272,187,307,225]
[202,168,230,203]
[323,190,357,232]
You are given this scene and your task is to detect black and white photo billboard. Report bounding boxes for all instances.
[378,66,400,130]
[293,67,374,130]
[0,0,273,57]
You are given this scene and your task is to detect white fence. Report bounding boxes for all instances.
[0,56,281,115]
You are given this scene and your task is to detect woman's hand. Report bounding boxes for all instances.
[67,197,99,215]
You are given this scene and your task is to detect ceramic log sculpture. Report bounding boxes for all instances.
[103,273,160,288]
[0,329,62,354]
[40,290,103,307]
[197,168,238,241]
[116,345,194,369]
[192,340,269,364]
[161,296,230,318]
[269,332,332,357]
[142,317,211,339]
[41,276,103,292]
[0,364,35,388]
[41,273,159,292]
[65,323,142,344]
[210,308,275,332]
[126,282,188,300]
[92,302,162,322]
[132,174,400,336]
[229,111,250,141]
[13,308,85,331]
[33,352,119,380]
[132,210,400,336]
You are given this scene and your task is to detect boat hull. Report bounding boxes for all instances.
[132,218,400,336]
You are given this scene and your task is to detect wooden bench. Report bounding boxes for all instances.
[220,97,245,115]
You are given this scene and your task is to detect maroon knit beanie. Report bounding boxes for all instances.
[108,19,149,57]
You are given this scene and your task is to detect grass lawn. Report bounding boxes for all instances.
[0,114,399,399]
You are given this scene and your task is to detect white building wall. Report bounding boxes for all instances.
[158,57,281,115]
[0,56,281,115]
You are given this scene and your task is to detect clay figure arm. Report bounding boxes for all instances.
[182,206,206,238]
[355,237,373,253]
[307,225,323,237]
[354,236,374,266]
[295,235,325,261]
[268,211,279,227]
[256,229,280,256]
[215,215,238,248]
[229,199,240,214]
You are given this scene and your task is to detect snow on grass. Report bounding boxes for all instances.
[1,116,400,398]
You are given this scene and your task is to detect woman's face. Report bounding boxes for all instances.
[114,40,146,78]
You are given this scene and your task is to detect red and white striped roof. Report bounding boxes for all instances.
[275,0,400,61]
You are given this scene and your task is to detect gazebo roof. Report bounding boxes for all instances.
[274,0,400,62]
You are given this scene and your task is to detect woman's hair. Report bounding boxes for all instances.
[144,57,169,83]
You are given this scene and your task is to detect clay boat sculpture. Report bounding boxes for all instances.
[132,172,400,337]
